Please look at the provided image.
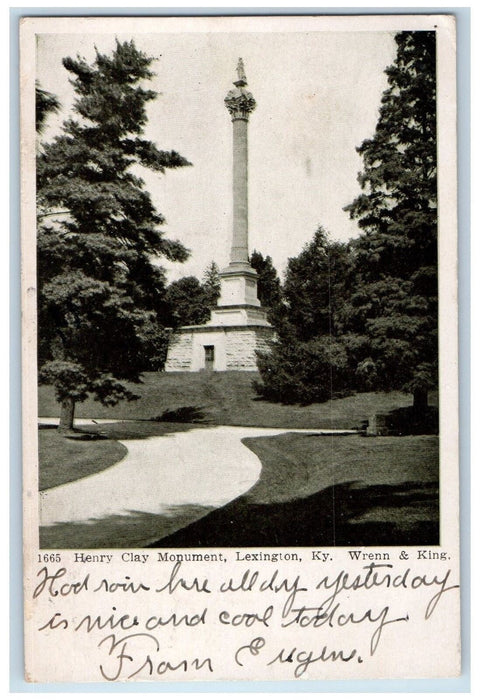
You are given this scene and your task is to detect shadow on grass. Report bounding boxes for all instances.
[39,423,111,440]
[66,432,110,441]
[383,405,439,435]
[149,479,439,548]
[152,406,209,423]
[72,420,208,441]
[40,504,215,549]
[251,386,354,408]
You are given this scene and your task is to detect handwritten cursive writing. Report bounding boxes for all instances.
[267,644,360,678]
[315,564,458,620]
[33,567,89,599]
[155,562,211,595]
[98,632,213,681]
[281,602,408,655]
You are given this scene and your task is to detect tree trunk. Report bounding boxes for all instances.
[413,387,428,413]
[58,397,75,433]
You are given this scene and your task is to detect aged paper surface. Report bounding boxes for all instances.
[21,15,460,683]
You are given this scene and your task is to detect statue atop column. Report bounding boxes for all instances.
[235,57,247,85]
[224,57,256,121]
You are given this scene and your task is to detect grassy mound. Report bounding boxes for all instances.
[38,372,432,429]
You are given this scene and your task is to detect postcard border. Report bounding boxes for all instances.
[10,5,471,693]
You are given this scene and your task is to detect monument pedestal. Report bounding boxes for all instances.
[216,264,260,307]
[164,322,273,372]
[165,263,274,372]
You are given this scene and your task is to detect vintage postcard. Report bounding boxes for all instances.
[21,14,460,683]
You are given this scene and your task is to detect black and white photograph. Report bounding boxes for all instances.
[19,13,462,684]
[32,20,444,551]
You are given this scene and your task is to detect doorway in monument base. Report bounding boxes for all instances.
[204,345,215,371]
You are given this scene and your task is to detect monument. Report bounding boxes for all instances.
[165,59,274,372]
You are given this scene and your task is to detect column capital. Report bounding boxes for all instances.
[225,58,256,121]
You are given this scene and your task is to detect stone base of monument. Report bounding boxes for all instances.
[165,320,274,372]
[165,264,275,372]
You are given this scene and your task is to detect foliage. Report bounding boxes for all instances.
[165,263,221,327]
[249,250,283,319]
[202,261,221,308]
[36,81,60,134]
[37,40,191,426]
[344,32,437,277]
[254,228,352,403]
[282,228,351,341]
[165,276,212,327]
[343,31,438,404]
[256,332,351,405]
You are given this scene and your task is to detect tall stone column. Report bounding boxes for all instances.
[165,57,273,373]
[207,58,269,320]
[224,59,256,269]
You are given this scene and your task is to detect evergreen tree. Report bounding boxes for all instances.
[37,40,191,430]
[282,228,351,341]
[202,260,221,308]
[255,228,352,403]
[36,81,60,135]
[249,250,283,321]
[343,31,437,410]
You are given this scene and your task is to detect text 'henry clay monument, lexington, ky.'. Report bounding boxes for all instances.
[165,59,274,372]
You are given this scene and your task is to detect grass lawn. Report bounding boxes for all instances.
[39,428,127,490]
[38,371,436,429]
[39,376,439,548]
[39,421,207,490]
[152,433,439,547]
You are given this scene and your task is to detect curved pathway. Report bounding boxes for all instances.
[40,423,356,528]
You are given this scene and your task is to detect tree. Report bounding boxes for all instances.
[202,260,221,308]
[165,276,212,327]
[343,31,437,410]
[249,250,283,322]
[282,228,351,341]
[165,263,221,327]
[37,40,191,431]
[36,82,60,135]
[255,228,352,403]
[256,335,350,404]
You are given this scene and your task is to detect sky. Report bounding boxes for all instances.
[37,28,397,282]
